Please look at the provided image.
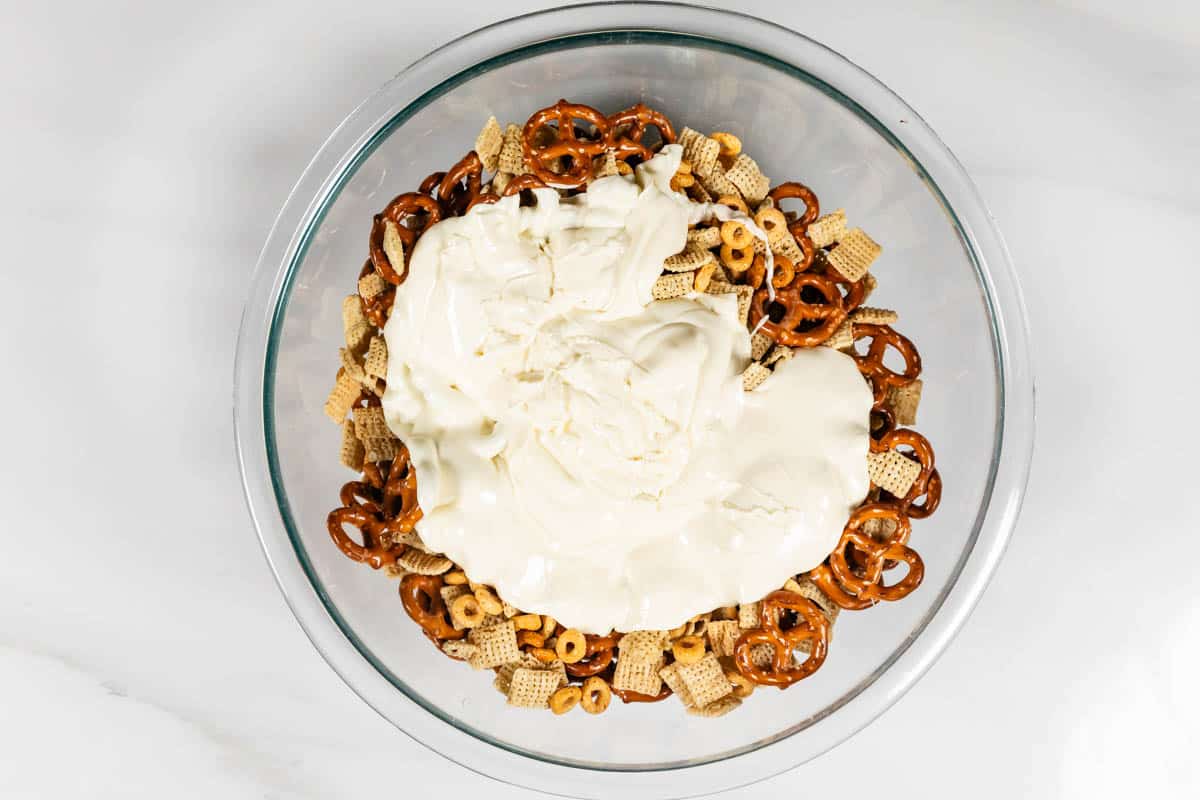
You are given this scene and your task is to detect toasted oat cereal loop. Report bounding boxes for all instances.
[474,586,504,616]
[771,255,796,289]
[672,635,706,666]
[720,220,753,249]
[556,629,588,664]
[549,685,582,715]
[711,131,741,159]
[754,206,788,241]
[580,676,612,714]
[720,243,754,273]
[517,630,546,649]
[443,570,467,585]
[450,593,485,628]
[531,647,558,664]
[513,614,542,631]
[716,194,749,215]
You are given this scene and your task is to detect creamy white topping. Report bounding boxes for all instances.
[382,147,870,633]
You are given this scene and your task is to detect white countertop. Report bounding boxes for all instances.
[2,1,1197,797]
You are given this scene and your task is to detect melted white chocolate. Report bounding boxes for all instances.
[382,146,870,633]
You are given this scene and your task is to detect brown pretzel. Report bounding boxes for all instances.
[613,684,673,704]
[564,635,617,678]
[769,182,820,236]
[809,503,923,610]
[749,271,847,347]
[523,100,611,189]
[812,251,868,313]
[418,171,445,196]
[400,574,464,642]
[357,260,394,328]
[369,193,442,285]
[327,446,423,568]
[851,324,922,404]
[436,151,484,216]
[606,103,676,164]
[733,590,830,687]
[872,429,941,518]
[870,404,897,442]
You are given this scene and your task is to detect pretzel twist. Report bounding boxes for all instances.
[606,103,676,164]
[872,429,941,518]
[327,445,422,568]
[400,574,464,642]
[851,324,922,404]
[523,100,611,189]
[749,271,847,347]
[733,590,830,687]
[368,193,442,285]
[808,503,923,610]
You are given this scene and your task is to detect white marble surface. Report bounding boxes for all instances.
[2,1,1197,797]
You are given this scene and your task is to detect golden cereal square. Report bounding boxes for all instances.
[687,225,722,249]
[364,336,388,380]
[808,209,847,248]
[886,379,923,425]
[867,449,922,497]
[652,272,694,300]
[658,662,696,708]
[705,620,741,658]
[339,419,364,471]
[826,228,881,282]
[351,405,391,440]
[323,368,361,424]
[474,116,504,173]
[498,123,526,175]
[612,656,664,696]
[737,602,760,629]
[357,271,386,301]
[469,620,521,669]
[507,667,563,709]
[677,652,732,708]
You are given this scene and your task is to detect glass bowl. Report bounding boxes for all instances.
[234,3,1034,797]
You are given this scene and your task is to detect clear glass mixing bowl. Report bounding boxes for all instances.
[234,4,1034,797]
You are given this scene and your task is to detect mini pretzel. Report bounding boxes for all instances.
[468,172,552,211]
[328,445,421,567]
[749,272,847,347]
[435,151,484,216]
[400,574,464,642]
[564,635,617,678]
[873,429,942,518]
[523,100,611,188]
[369,193,442,285]
[771,255,796,288]
[606,103,676,164]
[768,182,819,235]
[418,171,445,195]
[733,590,830,687]
[809,503,923,610]
[612,684,673,704]
[851,324,922,404]
[357,260,393,328]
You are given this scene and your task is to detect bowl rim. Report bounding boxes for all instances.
[234,3,1034,796]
